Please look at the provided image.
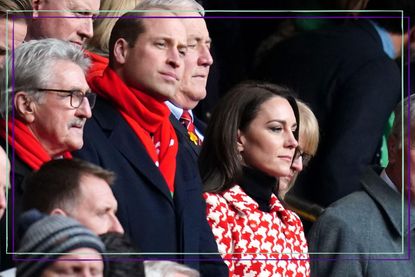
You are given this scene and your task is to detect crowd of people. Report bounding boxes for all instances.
[0,0,414,276]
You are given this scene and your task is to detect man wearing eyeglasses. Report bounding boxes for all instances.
[0,38,93,270]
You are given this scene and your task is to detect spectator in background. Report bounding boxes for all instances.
[200,82,309,276]
[75,5,227,275]
[279,100,323,227]
[0,146,9,219]
[254,0,415,207]
[23,158,124,235]
[86,0,142,80]
[0,38,94,270]
[279,100,319,199]
[99,232,145,277]
[0,2,28,265]
[27,0,100,47]
[0,39,93,169]
[307,94,415,276]
[0,0,31,69]
[16,209,105,277]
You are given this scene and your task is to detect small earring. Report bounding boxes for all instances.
[237,152,243,162]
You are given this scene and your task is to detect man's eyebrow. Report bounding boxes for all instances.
[188,36,212,43]
[151,35,179,42]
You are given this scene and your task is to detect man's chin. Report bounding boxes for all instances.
[66,141,84,153]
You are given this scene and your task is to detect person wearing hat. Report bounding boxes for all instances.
[15,209,105,277]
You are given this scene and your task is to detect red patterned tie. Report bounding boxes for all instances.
[180,110,201,146]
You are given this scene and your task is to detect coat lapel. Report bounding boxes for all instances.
[94,97,173,204]
[361,167,405,236]
[170,114,200,158]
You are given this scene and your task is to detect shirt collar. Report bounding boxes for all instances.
[380,169,399,193]
[165,101,194,122]
[369,20,397,59]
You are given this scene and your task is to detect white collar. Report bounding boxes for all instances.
[165,101,194,122]
[380,169,399,193]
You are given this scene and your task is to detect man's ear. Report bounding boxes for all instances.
[113,38,129,65]
[14,92,36,123]
[387,135,399,165]
[50,208,68,216]
[237,129,245,153]
[32,0,43,18]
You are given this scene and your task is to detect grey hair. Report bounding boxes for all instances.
[0,38,90,117]
[135,0,205,16]
[390,94,415,148]
[144,261,200,277]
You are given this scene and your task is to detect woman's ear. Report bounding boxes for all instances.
[14,92,36,123]
[237,129,245,153]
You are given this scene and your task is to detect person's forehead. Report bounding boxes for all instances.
[54,248,103,263]
[44,0,100,15]
[181,16,210,38]
[141,11,186,34]
[45,61,88,88]
[79,174,111,198]
[46,0,97,9]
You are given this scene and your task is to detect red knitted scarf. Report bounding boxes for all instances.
[0,118,72,170]
[84,50,109,83]
[89,67,178,193]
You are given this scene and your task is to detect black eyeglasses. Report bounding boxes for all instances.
[36,88,96,109]
[293,147,313,167]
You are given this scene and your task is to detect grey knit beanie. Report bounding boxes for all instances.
[16,209,105,277]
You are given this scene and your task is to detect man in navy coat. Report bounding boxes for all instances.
[74,3,227,275]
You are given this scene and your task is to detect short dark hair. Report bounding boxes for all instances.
[23,158,115,214]
[100,232,145,277]
[108,5,175,68]
[199,81,299,193]
[108,12,145,68]
[366,0,415,33]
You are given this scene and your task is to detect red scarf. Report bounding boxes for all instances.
[0,118,72,170]
[89,67,178,193]
[84,50,109,83]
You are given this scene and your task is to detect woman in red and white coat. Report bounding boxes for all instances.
[200,82,310,277]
